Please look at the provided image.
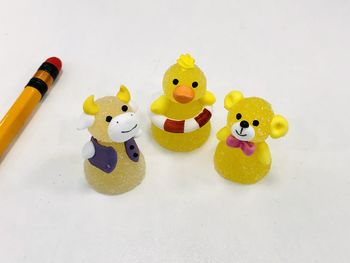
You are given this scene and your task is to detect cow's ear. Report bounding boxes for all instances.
[117,85,131,103]
[77,113,95,130]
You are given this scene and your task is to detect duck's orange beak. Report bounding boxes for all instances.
[173,86,195,104]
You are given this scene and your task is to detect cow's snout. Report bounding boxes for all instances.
[107,112,140,142]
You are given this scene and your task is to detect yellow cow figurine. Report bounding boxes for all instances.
[78,86,145,195]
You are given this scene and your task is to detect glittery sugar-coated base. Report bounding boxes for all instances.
[214,141,271,184]
[84,142,145,195]
[151,122,211,152]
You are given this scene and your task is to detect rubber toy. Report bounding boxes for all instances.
[214,91,288,184]
[150,54,216,152]
[77,85,145,195]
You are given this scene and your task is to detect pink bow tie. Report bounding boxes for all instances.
[226,135,256,156]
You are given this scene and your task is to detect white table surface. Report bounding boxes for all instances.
[0,0,349,262]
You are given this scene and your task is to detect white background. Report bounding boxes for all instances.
[0,0,349,262]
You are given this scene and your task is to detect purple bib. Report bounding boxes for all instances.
[88,137,139,173]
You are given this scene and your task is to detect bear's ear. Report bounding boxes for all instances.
[117,85,131,103]
[270,115,288,139]
[224,91,244,110]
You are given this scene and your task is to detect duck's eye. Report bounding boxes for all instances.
[121,105,128,112]
[106,116,112,122]
[192,81,198,88]
[236,113,242,120]
[172,79,179,85]
[252,120,259,126]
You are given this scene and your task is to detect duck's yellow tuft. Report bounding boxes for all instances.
[177,54,195,69]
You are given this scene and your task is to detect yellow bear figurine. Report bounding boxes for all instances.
[150,54,216,152]
[214,91,288,184]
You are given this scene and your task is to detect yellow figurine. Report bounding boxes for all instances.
[150,54,216,152]
[77,85,145,195]
[214,91,288,184]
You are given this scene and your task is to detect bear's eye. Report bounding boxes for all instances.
[252,120,259,126]
[236,113,242,120]
[192,81,198,88]
[172,79,179,85]
[106,116,112,122]
[121,105,128,112]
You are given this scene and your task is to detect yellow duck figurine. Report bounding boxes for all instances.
[214,91,288,184]
[150,54,216,152]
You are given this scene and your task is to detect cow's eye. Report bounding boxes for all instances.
[121,105,128,112]
[106,116,112,122]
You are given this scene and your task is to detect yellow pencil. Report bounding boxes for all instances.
[0,57,62,157]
